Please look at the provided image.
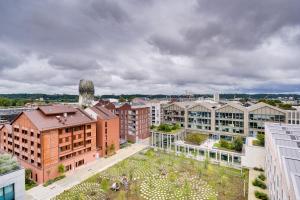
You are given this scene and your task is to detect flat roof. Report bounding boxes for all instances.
[266,123,300,198]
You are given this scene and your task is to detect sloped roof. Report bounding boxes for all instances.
[38,104,77,115]
[15,105,95,131]
[0,124,12,133]
[90,106,117,120]
[248,102,286,113]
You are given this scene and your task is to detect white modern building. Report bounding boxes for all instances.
[0,154,25,200]
[265,123,300,200]
[146,100,168,126]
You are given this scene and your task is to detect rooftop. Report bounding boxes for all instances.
[90,106,117,120]
[13,105,95,131]
[0,154,20,176]
[265,123,300,199]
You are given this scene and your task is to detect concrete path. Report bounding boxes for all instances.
[26,142,149,200]
[248,169,268,200]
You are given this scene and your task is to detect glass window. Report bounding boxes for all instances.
[0,184,14,200]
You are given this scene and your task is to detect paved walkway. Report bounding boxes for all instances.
[248,169,268,200]
[26,142,149,200]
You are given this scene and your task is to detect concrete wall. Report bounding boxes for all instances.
[0,168,25,200]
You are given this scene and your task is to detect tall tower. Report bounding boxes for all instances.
[79,79,94,108]
[213,92,220,102]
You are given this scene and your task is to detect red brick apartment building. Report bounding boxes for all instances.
[85,105,120,157]
[96,101,150,143]
[0,105,97,184]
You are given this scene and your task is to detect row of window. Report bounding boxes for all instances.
[59,148,91,161]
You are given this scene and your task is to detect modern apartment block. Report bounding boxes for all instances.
[162,101,287,139]
[85,105,120,157]
[0,105,97,184]
[146,100,168,126]
[0,154,25,200]
[97,101,150,143]
[265,123,300,200]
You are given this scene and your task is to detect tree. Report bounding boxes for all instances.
[233,136,243,152]
[58,164,65,175]
[25,168,32,180]
[119,96,126,102]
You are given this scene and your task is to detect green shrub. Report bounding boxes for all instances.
[157,123,180,132]
[258,173,266,181]
[232,136,243,152]
[255,191,268,200]
[185,133,208,145]
[150,125,156,130]
[252,178,267,189]
[219,139,230,149]
[254,167,264,172]
[256,133,265,146]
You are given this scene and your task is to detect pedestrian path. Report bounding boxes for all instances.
[26,142,149,200]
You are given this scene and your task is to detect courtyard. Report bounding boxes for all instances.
[54,149,248,200]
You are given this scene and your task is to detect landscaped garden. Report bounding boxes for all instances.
[151,123,182,134]
[213,136,244,152]
[184,133,209,145]
[54,149,248,200]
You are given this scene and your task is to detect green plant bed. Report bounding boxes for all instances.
[255,191,269,200]
[252,140,264,147]
[55,150,249,200]
[185,133,208,145]
[25,179,37,190]
[252,178,267,189]
[258,173,266,181]
[43,175,66,187]
[254,167,264,172]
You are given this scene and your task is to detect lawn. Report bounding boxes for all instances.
[54,149,248,200]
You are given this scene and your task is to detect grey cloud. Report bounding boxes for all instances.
[0,0,300,94]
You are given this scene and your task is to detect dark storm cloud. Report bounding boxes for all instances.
[0,0,300,94]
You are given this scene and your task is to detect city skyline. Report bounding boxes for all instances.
[0,0,300,95]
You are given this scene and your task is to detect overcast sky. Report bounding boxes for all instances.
[0,0,300,95]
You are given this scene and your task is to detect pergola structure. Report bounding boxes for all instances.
[151,130,242,168]
[174,141,242,167]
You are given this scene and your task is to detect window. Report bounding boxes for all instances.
[14,128,19,132]
[65,137,69,142]
[31,141,34,146]
[0,183,14,200]
[59,138,63,143]
[86,132,91,137]
[31,131,34,137]
[86,125,91,129]
[105,122,107,127]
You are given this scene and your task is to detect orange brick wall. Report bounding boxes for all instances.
[0,113,98,184]
[96,117,120,157]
